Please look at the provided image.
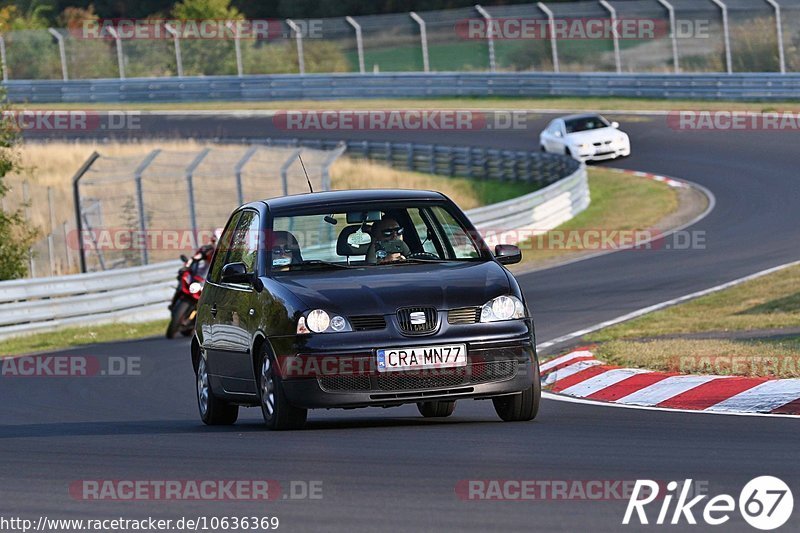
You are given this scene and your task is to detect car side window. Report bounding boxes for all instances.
[207,212,241,284]
[226,210,260,274]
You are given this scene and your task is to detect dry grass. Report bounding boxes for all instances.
[513,168,679,270]
[590,264,800,341]
[595,338,800,379]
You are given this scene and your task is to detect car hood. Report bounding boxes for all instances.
[274,261,512,315]
[566,127,622,144]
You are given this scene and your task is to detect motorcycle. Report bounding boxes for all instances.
[166,251,211,339]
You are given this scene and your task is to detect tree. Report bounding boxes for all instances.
[0,99,38,280]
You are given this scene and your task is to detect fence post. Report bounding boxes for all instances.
[71,151,100,273]
[47,28,68,81]
[710,0,732,73]
[280,149,302,196]
[63,221,73,271]
[226,21,243,77]
[474,5,496,72]
[537,3,559,73]
[133,149,161,265]
[599,1,622,73]
[106,26,125,79]
[321,142,347,191]
[164,23,184,76]
[656,0,680,73]
[286,19,306,75]
[346,16,366,74]
[764,0,786,74]
[409,12,430,72]
[185,148,210,247]
[234,146,259,205]
[0,35,7,81]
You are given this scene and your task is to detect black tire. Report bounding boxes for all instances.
[166,299,191,339]
[196,356,239,425]
[257,344,307,430]
[417,401,456,418]
[492,360,541,422]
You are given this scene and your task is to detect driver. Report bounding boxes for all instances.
[367,217,410,264]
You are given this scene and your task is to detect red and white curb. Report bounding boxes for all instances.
[615,169,688,189]
[541,350,800,415]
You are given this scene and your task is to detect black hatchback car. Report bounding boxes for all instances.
[192,189,540,429]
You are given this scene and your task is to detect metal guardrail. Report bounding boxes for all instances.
[5,72,800,103]
[0,160,588,342]
[261,137,579,186]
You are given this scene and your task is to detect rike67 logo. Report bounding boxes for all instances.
[624,477,793,530]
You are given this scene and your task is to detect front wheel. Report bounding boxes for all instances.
[196,357,238,425]
[258,345,307,430]
[492,361,541,422]
[417,400,456,418]
[166,299,192,339]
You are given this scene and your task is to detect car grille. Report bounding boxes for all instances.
[349,315,386,331]
[317,360,518,393]
[318,375,371,392]
[448,307,481,325]
[396,307,438,335]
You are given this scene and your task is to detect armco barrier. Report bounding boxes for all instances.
[5,72,800,104]
[0,163,587,342]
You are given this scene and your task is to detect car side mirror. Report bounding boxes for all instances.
[221,262,264,291]
[611,121,620,129]
[494,244,522,265]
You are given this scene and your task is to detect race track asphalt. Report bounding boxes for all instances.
[2,111,799,532]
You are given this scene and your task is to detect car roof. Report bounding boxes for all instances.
[559,113,604,121]
[259,189,448,213]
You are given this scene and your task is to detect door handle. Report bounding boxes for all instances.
[210,304,217,317]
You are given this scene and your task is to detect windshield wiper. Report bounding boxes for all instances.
[294,260,353,270]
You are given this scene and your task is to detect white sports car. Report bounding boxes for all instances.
[539,114,631,162]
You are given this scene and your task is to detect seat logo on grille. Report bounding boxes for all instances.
[409,311,427,325]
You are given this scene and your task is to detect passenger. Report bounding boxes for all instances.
[270,231,302,271]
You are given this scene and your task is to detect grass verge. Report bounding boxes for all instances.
[586,264,800,378]
[331,157,537,210]
[13,96,800,113]
[511,167,679,271]
[0,320,168,358]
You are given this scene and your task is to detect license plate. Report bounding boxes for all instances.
[376,344,467,373]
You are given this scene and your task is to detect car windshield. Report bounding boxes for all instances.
[564,115,610,133]
[269,202,486,272]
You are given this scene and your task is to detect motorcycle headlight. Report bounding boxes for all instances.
[480,295,526,323]
[297,309,352,334]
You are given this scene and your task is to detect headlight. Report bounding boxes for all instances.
[297,309,352,334]
[480,295,526,322]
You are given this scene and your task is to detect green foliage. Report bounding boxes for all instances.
[0,97,37,280]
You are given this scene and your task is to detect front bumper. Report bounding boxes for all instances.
[271,322,536,409]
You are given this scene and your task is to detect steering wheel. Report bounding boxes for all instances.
[407,252,440,261]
